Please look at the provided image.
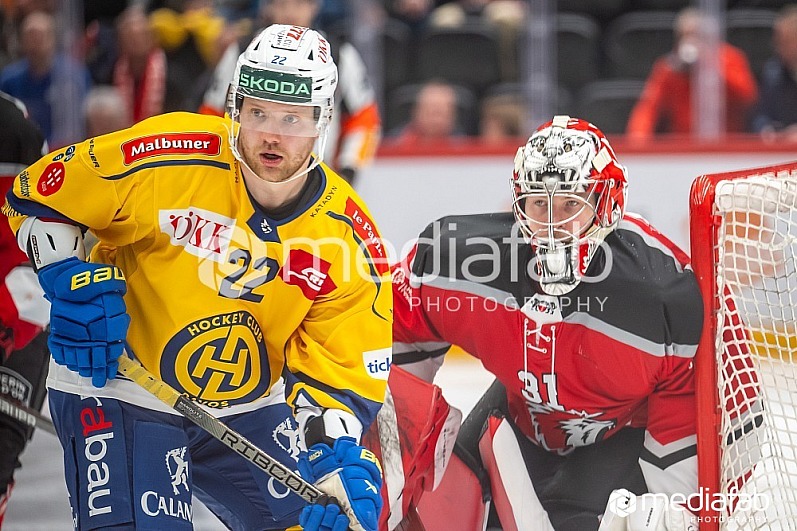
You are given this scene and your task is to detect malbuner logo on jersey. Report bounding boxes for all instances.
[238,65,312,103]
[121,133,221,165]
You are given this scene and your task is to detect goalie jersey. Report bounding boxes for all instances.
[393,212,703,497]
[3,112,392,427]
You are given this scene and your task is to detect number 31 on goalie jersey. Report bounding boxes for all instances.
[518,370,562,409]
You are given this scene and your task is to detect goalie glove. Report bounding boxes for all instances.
[37,257,130,387]
[297,437,383,531]
[599,489,697,531]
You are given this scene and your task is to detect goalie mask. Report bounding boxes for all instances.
[227,24,337,181]
[512,115,628,295]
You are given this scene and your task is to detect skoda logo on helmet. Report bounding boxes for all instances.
[238,65,312,103]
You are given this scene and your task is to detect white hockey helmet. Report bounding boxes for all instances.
[228,25,338,167]
[511,115,628,295]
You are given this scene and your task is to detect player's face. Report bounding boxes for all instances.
[523,192,597,241]
[237,98,318,183]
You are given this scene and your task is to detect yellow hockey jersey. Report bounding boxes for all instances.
[4,112,392,426]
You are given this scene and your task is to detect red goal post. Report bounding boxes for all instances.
[690,162,797,530]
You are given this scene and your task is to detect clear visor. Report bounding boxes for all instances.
[234,93,322,138]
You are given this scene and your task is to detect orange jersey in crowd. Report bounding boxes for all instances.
[627,43,758,139]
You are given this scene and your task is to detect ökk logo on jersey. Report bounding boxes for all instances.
[159,207,234,263]
[121,133,221,165]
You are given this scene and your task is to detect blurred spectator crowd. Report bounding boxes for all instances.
[0,0,796,154]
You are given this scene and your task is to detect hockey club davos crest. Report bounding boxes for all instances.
[161,311,269,407]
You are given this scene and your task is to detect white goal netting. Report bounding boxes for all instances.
[693,168,797,530]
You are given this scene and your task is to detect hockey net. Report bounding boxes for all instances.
[691,162,797,530]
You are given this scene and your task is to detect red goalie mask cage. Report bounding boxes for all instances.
[690,162,797,530]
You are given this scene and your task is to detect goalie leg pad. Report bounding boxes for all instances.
[453,380,649,531]
[0,425,23,495]
[478,414,556,531]
[415,447,489,531]
[360,365,461,530]
[0,480,12,528]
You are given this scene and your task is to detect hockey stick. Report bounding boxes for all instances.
[116,355,330,506]
[0,394,57,436]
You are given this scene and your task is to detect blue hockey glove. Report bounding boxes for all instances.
[297,437,383,531]
[299,504,349,531]
[37,257,130,388]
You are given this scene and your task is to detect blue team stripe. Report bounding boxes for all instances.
[325,211,388,322]
[283,369,383,428]
[101,159,231,180]
[4,190,87,230]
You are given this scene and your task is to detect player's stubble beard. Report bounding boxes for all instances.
[239,130,316,184]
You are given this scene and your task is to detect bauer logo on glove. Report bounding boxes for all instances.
[359,448,381,472]
[70,266,125,291]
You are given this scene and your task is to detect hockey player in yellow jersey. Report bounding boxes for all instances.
[3,25,390,531]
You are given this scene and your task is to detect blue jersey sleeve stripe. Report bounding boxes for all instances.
[101,159,231,181]
[5,190,87,230]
